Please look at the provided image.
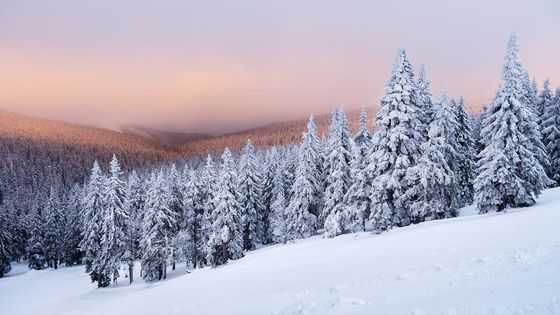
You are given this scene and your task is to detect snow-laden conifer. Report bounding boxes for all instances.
[542,88,560,184]
[238,140,263,250]
[474,34,550,213]
[80,161,110,286]
[344,109,372,231]
[367,49,423,232]
[285,116,321,240]
[206,149,244,267]
[141,171,177,281]
[323,107,352,237]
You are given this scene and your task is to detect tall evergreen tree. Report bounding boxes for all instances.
[474,34,550,213]
[323,107,352,238]
[43,187,64,269]
[285,116,321,240]
[198,155,217,267]
[405,95,459,221]
[27,203,46,270]
[98,155,128,284]
[454,97,476,207]
[122,170,144,284]
[270,165,288,244]
[344,109,373,232]
[238,140,263,250]
[259,147,279,244]
[141,171,177,281]
[80,161,109,286]
[542,88,560,184]
[168,164,184,270]
[206,149,244,267]
[367,49,423,233]
[416,64,434,134]
[62,184,84,266]
[0,206,12,277]
[538,79,553,119]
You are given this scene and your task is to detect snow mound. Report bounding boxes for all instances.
[2,188,560,315]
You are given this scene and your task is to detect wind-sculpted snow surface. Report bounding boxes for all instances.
[2,188,560,315]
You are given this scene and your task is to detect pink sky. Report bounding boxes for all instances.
[0,0,558,134]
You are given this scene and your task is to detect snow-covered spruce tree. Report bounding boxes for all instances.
[206,149,244,267]
[366,49,424,233]
[270,165,288,244]
[285,116,322,240]
[62,184,84,266]
[80,161,109,286]
[323,107,352,238]
[520,73,551,174]
[198,155,218,267]
[168,164,184,270]
[0,207,12,278]
[405,95,459,221]
[454,97,476,207]
[474,34,550,213]
[344,109,373,232]
[538,79,553,120]
[27,204,46,270]
[541,88,560,184]
[43,186,64,269]
[98,155,128,285]
[416,64,434,134]
[259,147,279,244]
[282,147,298,201]
[237,140,263,250]
[122,170,144,284]
[174,166,197,270]
[5,202,27,263]
[141,171,178,281]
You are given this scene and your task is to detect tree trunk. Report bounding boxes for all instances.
[163,263,167,280]
[128,263,133,285]
[172,261,176,271]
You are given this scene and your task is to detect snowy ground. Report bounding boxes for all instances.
[2,189,560,315]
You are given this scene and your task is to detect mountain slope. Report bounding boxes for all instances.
[119,125,210,146]
[2,188,559,315]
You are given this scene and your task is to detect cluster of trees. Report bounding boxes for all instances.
[0,34,559,282]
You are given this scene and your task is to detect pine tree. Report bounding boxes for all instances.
[367,49,423,233]
[27,204,46,270]
[259,147,278,244]
[405,95,459,221]
[80,161,110,286]
[238,140,263,250]
[122,170,144,284]
[168,164,184,270]
[62,184,84,266]
[416,64,434,134]
[206,149,244,267]
[454,98,476,207]
[285,116,321,240]
[141,171,177,281]
[198,155,217,267]
[538,79,553,119]
[0,207,12,277]
[270,165,288,244]
[474,34,550,213]
[97,155,128,285]
[344,109,373,231]
[179,165,204,268]
[542,88,560,184]
[323,107,352,238]
[43,187,64,269]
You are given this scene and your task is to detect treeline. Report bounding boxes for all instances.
[1,34,559,283]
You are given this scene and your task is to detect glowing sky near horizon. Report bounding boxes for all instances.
[0,0,558,134]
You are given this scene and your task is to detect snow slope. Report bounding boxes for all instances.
[2,188,560,315]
